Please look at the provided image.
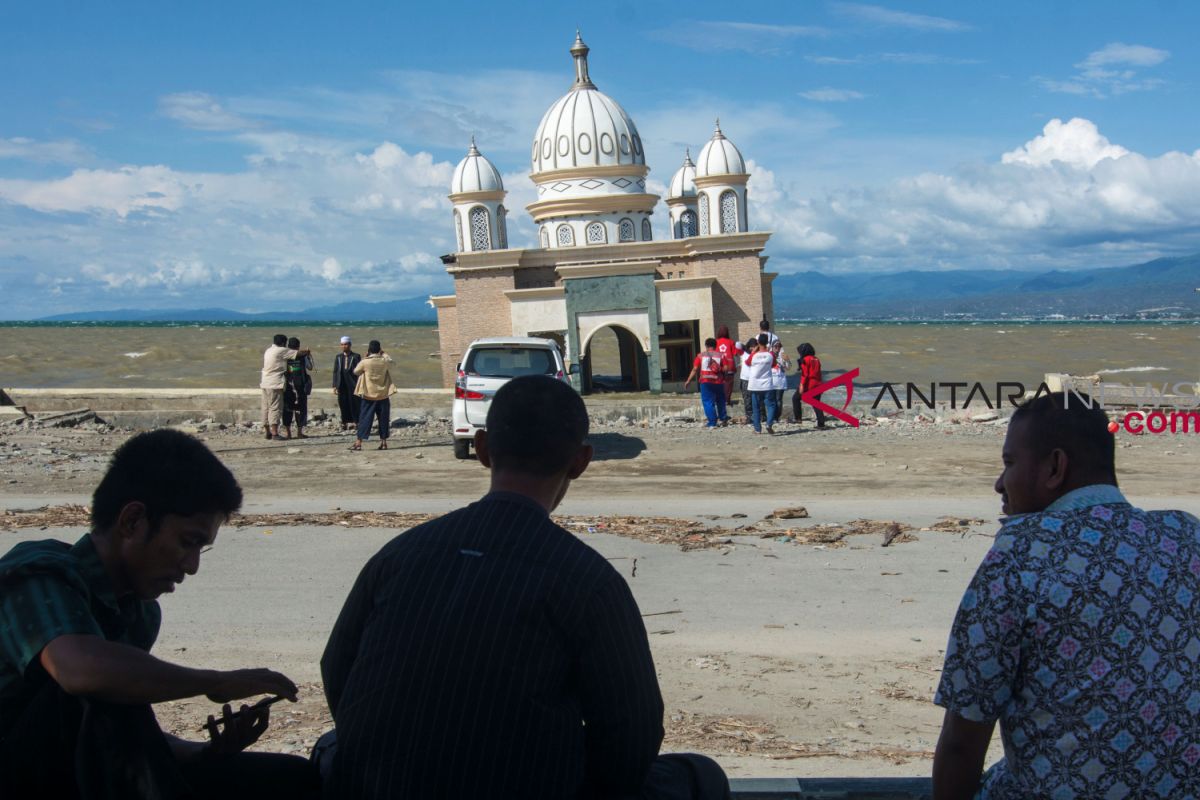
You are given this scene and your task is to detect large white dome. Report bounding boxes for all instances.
[451,139,504,194]
[530,34,645,175]
[667,150,697,200]
[695,121,746,178]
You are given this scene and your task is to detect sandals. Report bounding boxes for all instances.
[377,441,388,451]
[349,442,362,451]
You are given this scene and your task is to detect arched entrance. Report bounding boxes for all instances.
[582,324,647,393]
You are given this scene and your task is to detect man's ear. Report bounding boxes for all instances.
[114,501,150,541]
[567,443,593,480]
[473,430,491,468]
[1044,448,1069,491]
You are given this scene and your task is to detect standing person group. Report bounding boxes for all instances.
[282,337,314,439]
[260,334,311,441]
[696,320,827,434]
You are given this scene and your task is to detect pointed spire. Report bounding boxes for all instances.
[683,148,695,167]
[467,136,479,156]
[713,118,725,139]
[569,30,596,90]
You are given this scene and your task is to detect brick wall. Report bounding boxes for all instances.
[685,253,766,343]
[450,268,517,381]
[435,302,460,388]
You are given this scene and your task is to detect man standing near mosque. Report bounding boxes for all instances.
[260,334,309,441]
[321,375,729,800]
[932,392,1200,799]
[683,337,729,428]
[331,335,361,432]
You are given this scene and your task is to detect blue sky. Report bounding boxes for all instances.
[1,1,1198,317]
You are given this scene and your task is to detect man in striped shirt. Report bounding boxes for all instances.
[321,375,729,799]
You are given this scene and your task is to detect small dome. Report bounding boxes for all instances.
[694,120,746,178]
[451,139,504,194]
[530,33,646,175]
[667,150,697,200]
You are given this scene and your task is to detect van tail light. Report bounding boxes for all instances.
[555,370,565,381]
[454,370,485,400]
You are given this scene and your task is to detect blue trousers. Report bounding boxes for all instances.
[698,382,727,426]
[751,390,777,432]
[357,397,390,441]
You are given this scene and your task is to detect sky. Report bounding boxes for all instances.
[1,0,1198,318]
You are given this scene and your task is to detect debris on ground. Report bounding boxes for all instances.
[767,506,809,519]
[760,519,915,548]
[924,516,988,532]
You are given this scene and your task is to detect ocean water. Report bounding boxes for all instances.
[1,321,1198,393]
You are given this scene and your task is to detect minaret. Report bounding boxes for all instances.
[666,149,699,239]
[693,120,750,235]
[449,138,508,252]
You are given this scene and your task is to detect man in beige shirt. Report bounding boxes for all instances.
[260,334,309,440]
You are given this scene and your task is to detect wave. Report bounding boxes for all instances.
[123,352,149,359]
[1098,366,1170,374]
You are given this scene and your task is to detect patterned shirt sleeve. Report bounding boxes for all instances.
[935,534,1029,722]
[0,574,104,678]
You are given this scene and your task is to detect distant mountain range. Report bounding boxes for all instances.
[32,253,1200,322]
[771,253,1200,319]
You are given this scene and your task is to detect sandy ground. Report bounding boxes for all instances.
[3,414,1200,778]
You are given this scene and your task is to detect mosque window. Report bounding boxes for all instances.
[539,226,550,249]
[642,219,652,241]
[618,218,635,242]
[497,207,507,249]
[680,210,698,238]
[699,194,710,235]
[586,222,607,244]
[720,190,738,234]
[557,224,575,247]
[469,206,491,250]
[454,209,463,252]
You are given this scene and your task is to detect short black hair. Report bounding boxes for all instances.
[759,320,770,331]
[757,333,768,346]
[744,339,758,351]
[273,334,288,347]
[486,376,588,477]
[91,429,243,532]
[704,337,717,348]
[1011,391,1115,478]
[367,340,382,355]
[287,336,300,349]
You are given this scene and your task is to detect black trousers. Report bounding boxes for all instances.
[740,379,752,420]
[335,387,360,425]
[283,380,308,428]
[356,398,390,441]
[0,680,319,800]
[792,390,826,427]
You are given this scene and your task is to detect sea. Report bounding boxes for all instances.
[2,321,1198,396]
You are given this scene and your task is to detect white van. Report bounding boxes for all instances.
[451,337,571,458]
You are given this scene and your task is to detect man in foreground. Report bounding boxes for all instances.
[932,392,1200,799]
[0,429,319,799]
[321,375,729,799]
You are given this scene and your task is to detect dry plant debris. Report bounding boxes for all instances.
[925,516,987,532]
[2,506,925,551]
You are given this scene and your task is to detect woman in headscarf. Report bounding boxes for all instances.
[793,342,826,429]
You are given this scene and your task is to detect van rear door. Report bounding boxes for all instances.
[461,346,560,426]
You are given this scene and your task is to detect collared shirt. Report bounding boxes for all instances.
[352,353,396,401]
[935,486,1200,799]
[260,344,298,390]
[321,491,663,800]
[0,535,160,735]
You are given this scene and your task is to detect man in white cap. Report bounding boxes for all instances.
[331,336,361,432]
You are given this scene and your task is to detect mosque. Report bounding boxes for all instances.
[430,33,775,393]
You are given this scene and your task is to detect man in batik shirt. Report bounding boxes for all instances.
[933,392,1200,800]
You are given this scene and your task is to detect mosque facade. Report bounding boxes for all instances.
[430,33,775,393]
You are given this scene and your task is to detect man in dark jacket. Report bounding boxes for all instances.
[320,375,728,800]
[331,335,361,431]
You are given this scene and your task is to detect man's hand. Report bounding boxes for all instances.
[205,702,271,755]
[205,668,298,704]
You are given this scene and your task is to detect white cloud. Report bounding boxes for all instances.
[649,21,829,54]
[800,88,866,102]
[1001,118,1129,169]
[0,137,91,164]
[160,92,256,131]
[1038,42,1170,98]
[805,52,982,66]
[833,3,973,32]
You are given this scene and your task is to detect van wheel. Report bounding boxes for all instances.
[453,439,471,459]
